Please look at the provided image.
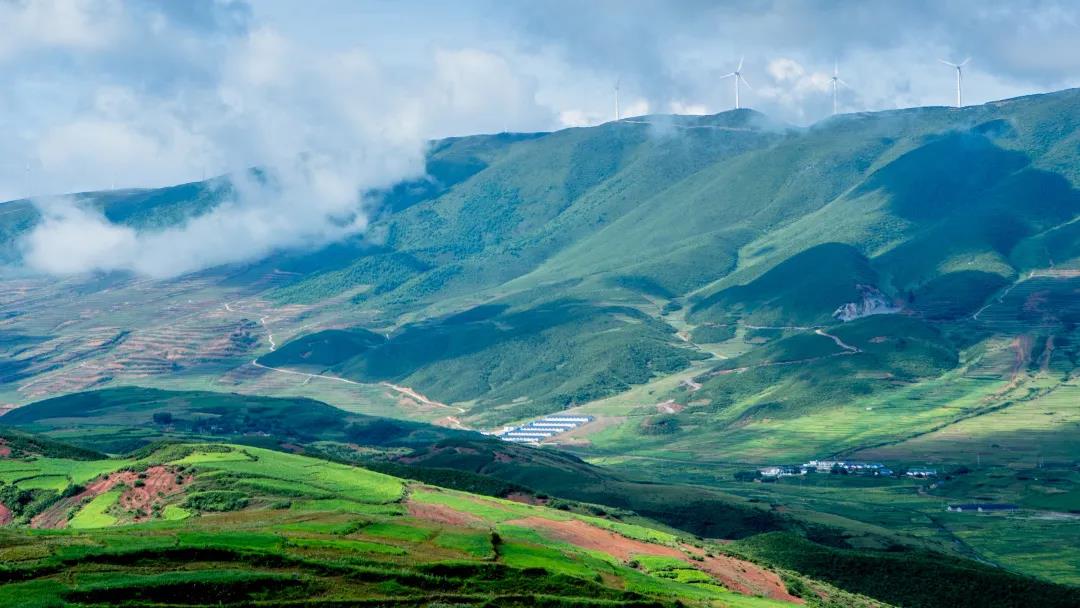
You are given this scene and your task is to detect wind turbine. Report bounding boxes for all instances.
[939,57,970,107]
[830,63,849,115]
[614,79,621,121]
[721,57,751,110]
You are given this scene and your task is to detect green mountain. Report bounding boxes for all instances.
[3,90,1080,592]
[2,438,823,607]
[252,90,1080,428]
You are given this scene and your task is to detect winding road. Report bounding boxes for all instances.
[815,328,860,353]
[224,301,467,416]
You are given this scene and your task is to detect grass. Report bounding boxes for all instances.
[434,530,494,557]
[4,91,1080,603]
[0,386,468,454]
[0,450,779,608]
[0,433,1075,607]
[161,505,190,521]
[68,489,122,529]
[287,536,407,555]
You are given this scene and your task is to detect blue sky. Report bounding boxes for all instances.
[5,0,1080,276]
[5,0,1080,199]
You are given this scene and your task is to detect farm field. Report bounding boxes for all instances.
[2,438,1076,607]
[0,441,826,607]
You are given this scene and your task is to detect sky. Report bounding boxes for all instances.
[4,0,1080,276]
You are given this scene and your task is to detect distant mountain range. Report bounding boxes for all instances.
[3,89,1079,428]
[3,89,1080,591]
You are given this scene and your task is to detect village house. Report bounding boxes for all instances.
[759,465,804,477]
[802,460,892,475]
[946,503,1018,513]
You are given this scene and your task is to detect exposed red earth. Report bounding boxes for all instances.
[30,466,190,529]
[407,500,486,527]
[506,516,803,603]
[117,466,188,520]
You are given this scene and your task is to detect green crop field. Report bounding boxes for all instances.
[3,86,1080,604]
[0,440,852,607]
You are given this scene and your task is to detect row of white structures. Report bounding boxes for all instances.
[494,415,594,444]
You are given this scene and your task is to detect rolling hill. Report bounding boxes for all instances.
[2,427,1076,608]
[2,89,1080,595]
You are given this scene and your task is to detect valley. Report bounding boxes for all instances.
[2,89,1080,605]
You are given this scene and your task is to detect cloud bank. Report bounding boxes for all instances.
[4,0,1080,277]
[5,1,551,277]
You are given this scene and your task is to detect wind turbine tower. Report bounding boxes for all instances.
[614,79,621,121]
[939,58,970,107]
[830,63,848,115]
[721,57,751,110]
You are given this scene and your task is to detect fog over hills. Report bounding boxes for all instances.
[5,89,1079,422]
[4,3,1080,605]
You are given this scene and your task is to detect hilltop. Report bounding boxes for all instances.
[1,88,1079,592]
[3,430,1077,608]
[0,437,851,607]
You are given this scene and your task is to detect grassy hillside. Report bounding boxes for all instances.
[258,89,1080,426]
[0,388,845,542]
[4,438,1075,607]
[4,91,1080,426]
[0,440,821,607]
[260,300,706,423]
[0,386,469,454]
[3,91,1080,595]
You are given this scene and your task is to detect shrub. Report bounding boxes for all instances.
[639,414,680,436]
[184,491,249,513]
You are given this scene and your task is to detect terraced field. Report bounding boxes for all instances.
[0,442,828,607]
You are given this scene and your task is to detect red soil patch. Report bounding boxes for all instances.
[0,439,11,458]
[407,500,485,527]
[656,400,684,414]
[508,516,802,604]
[0,503,13,526]
[30,466,190,529]
[1023,290,1050,313]
[279,442,306,454]
[684,545,802,603]
[117,466,188,521]
[31,471,137,529]
[505,492,547,506]
[508,516,684,561]
[1039,335,1055,373]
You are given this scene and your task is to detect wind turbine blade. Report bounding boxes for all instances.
[837,78,849,87]
[960,57,971,67]
[739,74,752,89]
[737,56,744,71]
[720,72,736,79]
[834,62,839,77]
[939,58,957,67]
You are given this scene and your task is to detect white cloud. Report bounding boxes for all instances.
[668,101,709,115]
[7,0,1080,277]
[622,98,650,118]
[21,197,137,275]
[0,0,119,60]
[12,2,557,278]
